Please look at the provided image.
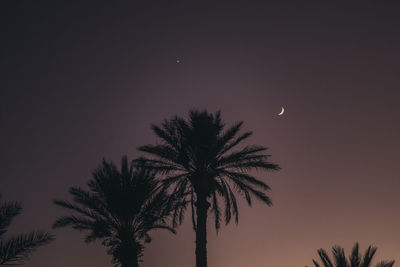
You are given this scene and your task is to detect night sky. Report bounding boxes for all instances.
[1,1,400,267]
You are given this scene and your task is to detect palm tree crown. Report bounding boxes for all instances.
[135,110,280,267]
[53,156,182,267]
[311,242,395,267]
[0,194,54,266]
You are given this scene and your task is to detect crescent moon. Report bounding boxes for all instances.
[278,107,285,116]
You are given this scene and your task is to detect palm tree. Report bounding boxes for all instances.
[311,242,395,267]
[0,194,54,266]
[135,109,280,267]
[53,156,183,267]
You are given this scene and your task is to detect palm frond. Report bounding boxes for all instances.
[226,174,272,206]
[222,171,271,190]
[217,179,232,225]
[53,215,96,231]
[350,243,361,267]
[317,248,334,267]
[332,245,348,267]
[0,231,54,265]
[211,191,221,231]
[53,200,100,221]
[0,201,22,237]
[138,145,179,163]
[361,246,377,267]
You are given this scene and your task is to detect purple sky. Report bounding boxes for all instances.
[1,2,400,266]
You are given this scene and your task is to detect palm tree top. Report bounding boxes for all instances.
[53,156,183,266]
[312,242,395,267]
[135,109,280,230]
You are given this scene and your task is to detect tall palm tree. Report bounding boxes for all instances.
[135,110,280,267]
[311,242,395,267]
[53,156,183,267]
[0,194,54,266]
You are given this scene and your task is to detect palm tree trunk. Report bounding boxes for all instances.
[120,257,139,267]
[121,261,139,267]
[119,243,140,267]
[195,197,210,267]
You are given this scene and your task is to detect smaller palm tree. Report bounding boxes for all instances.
[53,156,183,267]
[311,242,395,267]
[0,194,54,266]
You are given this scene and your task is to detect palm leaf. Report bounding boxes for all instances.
[0,231,54,265]
[0,201,21,238]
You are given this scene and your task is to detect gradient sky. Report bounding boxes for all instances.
[1,1,400,267]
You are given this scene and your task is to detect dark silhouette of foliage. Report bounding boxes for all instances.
[53,156,183,267]
[0,194,54,266]
[311,242,395,267]
[135,109,280,267]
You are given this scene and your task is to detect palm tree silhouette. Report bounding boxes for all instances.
[311,242,395,267]
[53,156,183,267]
[135,110,280,267]
[0,194,54,266]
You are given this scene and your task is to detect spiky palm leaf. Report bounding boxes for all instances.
[53,156,183,267]
[0,194,54,266]
[135,110,280,267]
[312,242,395,267]
[0,197,21,238]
